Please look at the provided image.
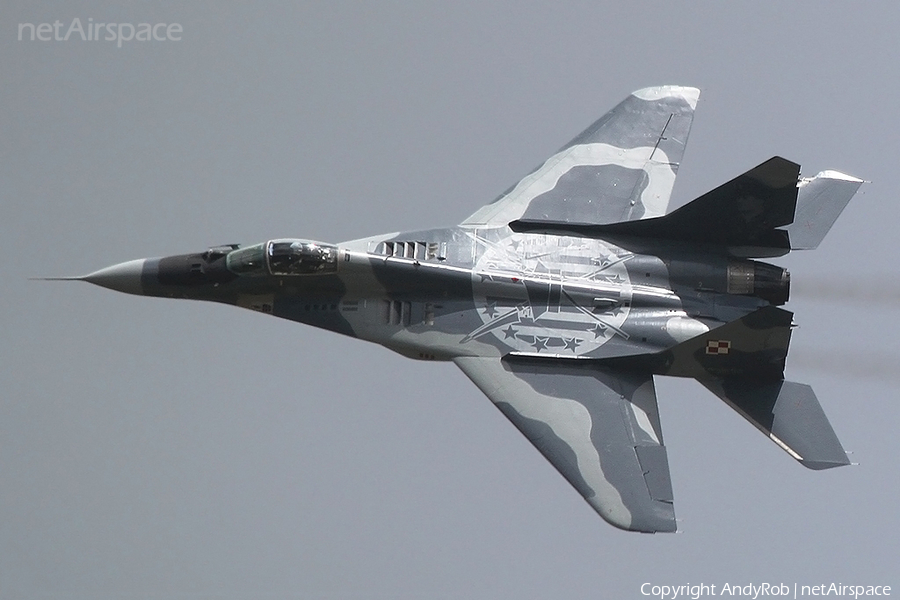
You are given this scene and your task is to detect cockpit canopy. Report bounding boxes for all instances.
[226,239,339,276]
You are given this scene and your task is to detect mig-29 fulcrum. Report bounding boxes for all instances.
[46,86,863,533]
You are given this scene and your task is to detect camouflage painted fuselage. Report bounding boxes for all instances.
[148,225,782,365]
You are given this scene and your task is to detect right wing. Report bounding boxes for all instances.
[454,355,676,533]
[462,85,699,228]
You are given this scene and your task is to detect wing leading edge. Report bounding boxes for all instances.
[454,356,676,533]
[462,85,699,228]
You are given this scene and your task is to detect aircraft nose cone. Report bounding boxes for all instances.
[83,259,147,295]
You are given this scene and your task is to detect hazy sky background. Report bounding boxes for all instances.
[3,2,899,598]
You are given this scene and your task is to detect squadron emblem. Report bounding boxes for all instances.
[464,232,632,355]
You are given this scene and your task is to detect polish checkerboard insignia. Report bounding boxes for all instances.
[706,340,731,355]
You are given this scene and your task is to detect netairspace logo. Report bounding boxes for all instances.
[641,582,892,600]
[18,18,182,47]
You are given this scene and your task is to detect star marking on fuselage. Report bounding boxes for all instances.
[502,325,518,339]
[531,336,549,351]
[564,337,582,351]
[589,323,609,339]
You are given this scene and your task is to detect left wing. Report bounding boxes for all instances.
[462,85,699,228]
[454,355,676,533]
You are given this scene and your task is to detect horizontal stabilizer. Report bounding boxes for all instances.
[660,305,793,379]
[699,378,850,470]
[511,157,800,254]
[787,170,864,249]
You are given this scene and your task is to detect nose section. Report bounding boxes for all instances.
[83,258,148,295]
[42,250,238,298]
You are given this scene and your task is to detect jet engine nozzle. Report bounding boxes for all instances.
[752,262,790,305]
[727,261,790,305]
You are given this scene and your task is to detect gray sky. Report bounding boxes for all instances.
[3,2,898,598]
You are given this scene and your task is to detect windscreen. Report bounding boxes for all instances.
[266,239,338,275]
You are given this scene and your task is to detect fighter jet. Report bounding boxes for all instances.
[60,86,863,533]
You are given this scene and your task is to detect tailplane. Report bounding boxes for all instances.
[699,378,850,469]
[787,170,864,250]
[511,157,863,257]
[585,306,850,470]
[598,305,794,380]
[646,306,849,468]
